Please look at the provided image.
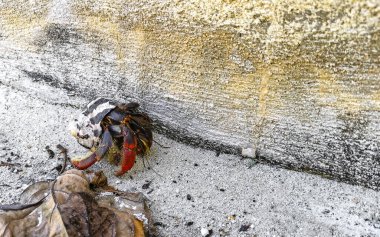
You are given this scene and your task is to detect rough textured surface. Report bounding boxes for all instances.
[1,83,380,236]
[0,1,379,189]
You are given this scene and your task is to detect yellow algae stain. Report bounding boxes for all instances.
[72,0,380,128]
[250,65,270,150]
[78,16,126,60]
[0,0,50,47]
[257,68,270,119]
[372,93,380,111]
[73,3,151,71]
[75,14,151,75]
[314,66,380,113]
[140,30,245,108]
[0,8,48,50]
[224,73,257,101]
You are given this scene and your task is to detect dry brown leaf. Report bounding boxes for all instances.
[0,170,154,237]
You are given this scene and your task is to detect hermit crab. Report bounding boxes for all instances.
[69,98,153,176]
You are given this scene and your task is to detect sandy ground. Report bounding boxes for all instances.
[1,80,380,237]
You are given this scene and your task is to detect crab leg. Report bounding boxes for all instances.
[71,128,113,170]
[115,125,137,176]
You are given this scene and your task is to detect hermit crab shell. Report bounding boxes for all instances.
[69,98,117,149]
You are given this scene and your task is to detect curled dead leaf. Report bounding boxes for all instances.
[0,170,154,237]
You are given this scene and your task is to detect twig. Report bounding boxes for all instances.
[0,161,21,167]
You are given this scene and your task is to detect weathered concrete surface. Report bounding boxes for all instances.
[1,83,380,237]
[0,1,379,188]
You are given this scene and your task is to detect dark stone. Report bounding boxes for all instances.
[142,181,152,189]
[239,224,250,232]
[322,209,330,214]
[186,221,194,226]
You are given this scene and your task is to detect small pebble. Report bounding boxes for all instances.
[142,181,152,189]
[201,228,209,236]
[322,209,330,214]
[227,214,236,222]
[219,228,228,236]
[186,194,192,201]
[239,224,250,232]
[186,221,194,226]
[241,147,255,158]
[12,167,22,173]
[20,184,29,191]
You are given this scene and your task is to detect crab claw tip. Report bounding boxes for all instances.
[70,130,78,138]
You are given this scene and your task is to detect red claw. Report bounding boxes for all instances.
[71,153,99,170]
[115,125,138,176]
[71,129,112,171]
[114,147,136,176]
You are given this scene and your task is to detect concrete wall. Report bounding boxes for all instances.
[0,0,379,188]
